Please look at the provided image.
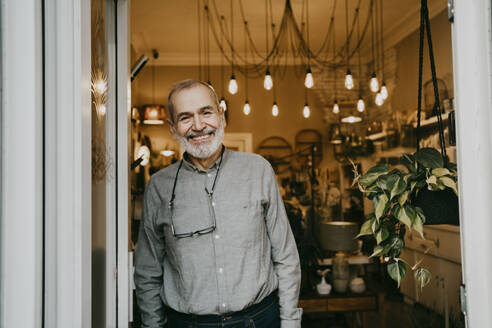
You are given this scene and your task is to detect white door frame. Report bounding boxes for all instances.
[1,0,44,327]
[43,0,92,327]
[116,0,131,326]
[452,1,492,327]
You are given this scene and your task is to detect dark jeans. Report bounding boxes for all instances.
[166,293,280,328]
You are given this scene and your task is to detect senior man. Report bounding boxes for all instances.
[135,79,302,328]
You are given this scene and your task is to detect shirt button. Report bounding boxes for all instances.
[207,173,211,177]
[222,303,226,308]
[218,268,223,274]
[215,234,220,239]
[212,202,216,207]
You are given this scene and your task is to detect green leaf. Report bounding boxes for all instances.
[426,175,437,185]
[415,268,432,289]
[394,204,413,228]
[413,216,425,239]
[404,204,418,222]
[375,227,390,245]
[356,218,374,238]
[415,148,444,169]
[400,153,417,173]
[366,164,390,175]
[439,176,458,195]
[398,190,410,207]
[371,219,380,234]
[410,181,418,192]
[415,206,426,225]
[377,174,399,192]
[391,177,407,200]
[388,236,405,257]
[387,260,407,287]
[432,168,451,177]
[370,245,385,258]
[374,194,389,220]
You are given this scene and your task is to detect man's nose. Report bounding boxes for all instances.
[192,114,205,130]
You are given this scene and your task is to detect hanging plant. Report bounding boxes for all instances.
[351,147,458,288]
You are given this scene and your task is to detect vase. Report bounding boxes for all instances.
[332,252,349,293]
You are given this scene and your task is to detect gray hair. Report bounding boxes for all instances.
[167,79,219,123]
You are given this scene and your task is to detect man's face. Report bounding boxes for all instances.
[170,85,225,159]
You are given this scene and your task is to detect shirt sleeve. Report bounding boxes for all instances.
[135,179,167,328]
[263,163,303,328]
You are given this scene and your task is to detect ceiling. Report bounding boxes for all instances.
[131,0,447,66]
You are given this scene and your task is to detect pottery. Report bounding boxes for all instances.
[316,276,332,295]
[350,277,366,294]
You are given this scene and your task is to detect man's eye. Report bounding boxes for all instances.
[179,116,191,122]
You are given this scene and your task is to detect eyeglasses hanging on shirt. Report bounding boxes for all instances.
[168,146,225,238]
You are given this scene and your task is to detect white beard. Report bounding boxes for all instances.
[177,120,225,159]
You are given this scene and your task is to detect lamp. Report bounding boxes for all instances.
[272,102,279,117]
[319,221,358,293]
[228,73,238,94]
[304,67,314,89]
[263,69,273,90]
[142,105,166,125]
[303,103,310,118]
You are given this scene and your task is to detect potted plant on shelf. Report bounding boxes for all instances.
[351,147,458,288]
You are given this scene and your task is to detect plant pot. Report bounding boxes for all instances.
[414,188,459,225]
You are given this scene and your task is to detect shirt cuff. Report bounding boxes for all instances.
[281,319,302,328]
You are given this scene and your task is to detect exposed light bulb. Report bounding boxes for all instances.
[369,73,379,93]
[304,68,314,88]
[303,104,310,118]
[219,97,227,112]
[243,100,251,115]
[94,79,107,94]
[333,101,340,114]
[375,92,384,106]
[381,83,388,100]
[272,102,279,117]
[228,74,238,94]
[357,97,365,112]
[263,69,273,90]
[344,70,354,90]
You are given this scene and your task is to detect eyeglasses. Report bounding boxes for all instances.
[168,147,224,239]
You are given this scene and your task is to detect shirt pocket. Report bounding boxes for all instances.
[226,199,265,248]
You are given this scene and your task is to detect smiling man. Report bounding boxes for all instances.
[135,79,302,328]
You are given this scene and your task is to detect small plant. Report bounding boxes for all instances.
[352,148,458,288]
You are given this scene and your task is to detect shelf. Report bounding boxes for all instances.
[365,131,396,141]
[412,112,449,128]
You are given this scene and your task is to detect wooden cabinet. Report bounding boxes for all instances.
[400,225,462,317]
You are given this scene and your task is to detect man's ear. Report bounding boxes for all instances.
[167,119,178,139]
[219,108,227,128]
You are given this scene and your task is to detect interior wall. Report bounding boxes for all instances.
[392,10,454,114]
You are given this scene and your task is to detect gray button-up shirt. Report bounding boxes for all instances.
[135,149,302,328]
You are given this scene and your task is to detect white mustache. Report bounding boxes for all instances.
[185,128,216,139]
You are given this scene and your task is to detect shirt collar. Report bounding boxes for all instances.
[181,145,228,173]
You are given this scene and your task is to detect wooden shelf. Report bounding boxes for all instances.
[412,112,449,128]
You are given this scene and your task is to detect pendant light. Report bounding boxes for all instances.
[333,100,340,114]
[303,103,311,118]
[243,100,251,115]
[228,0,238,95]
[219,16,227,111]
[369,1,379,93]
[304,67,314,88]
[331,16,339,115]
[357,97,365,112]
[375,92,384,106]
[264,69,273,90]
[228,74,238,94]
[304,0,314,89]
[356,7,365,113]
[344,0,354,90]
[379,0,389,100]
[272,102,279,117]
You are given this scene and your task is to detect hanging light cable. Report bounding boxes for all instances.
[379,0,388,100]
[263,0,273,90]
[243,20,251,115]
[332,16,339,114]
[228,0,238,94]
[356,7,365,112]
[272,65,279,117]
[369,1,379,93]
[344,0,354,90]
[219,17,227,111]
[205,4,212,85]
[197,0,203,81]
[304,0,314,89]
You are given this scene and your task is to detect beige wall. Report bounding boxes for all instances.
[393,10,454,113]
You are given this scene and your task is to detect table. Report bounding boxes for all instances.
[299,289,385,328]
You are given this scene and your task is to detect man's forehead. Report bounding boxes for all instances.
[173,85,216,111]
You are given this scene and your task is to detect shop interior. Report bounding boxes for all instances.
[126,0,462,327]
